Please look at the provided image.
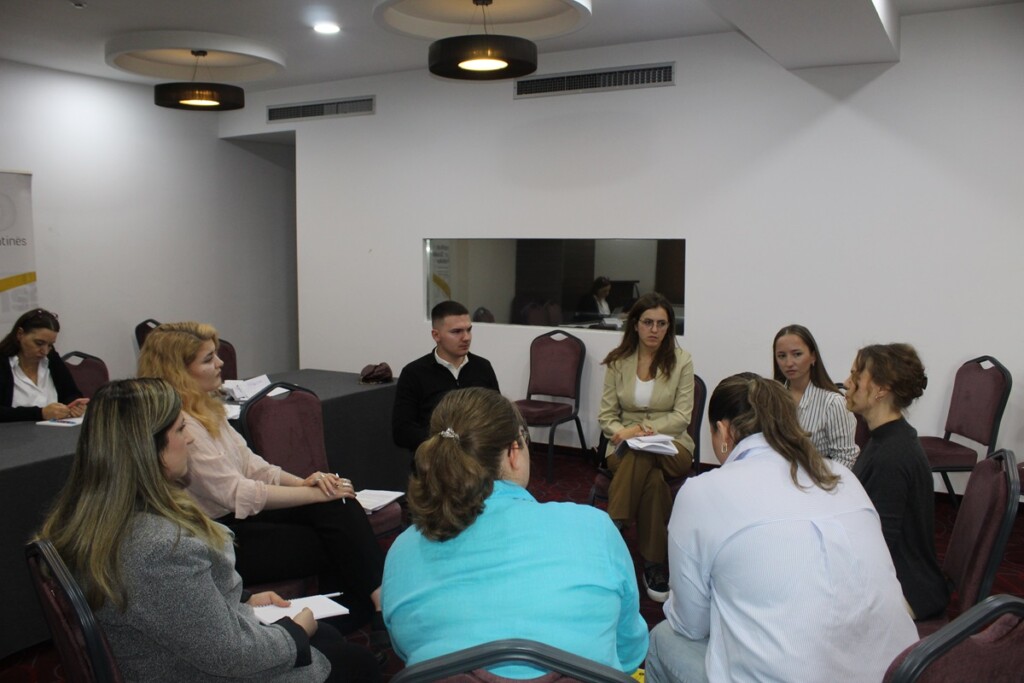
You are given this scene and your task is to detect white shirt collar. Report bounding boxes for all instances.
[434,349,468,379]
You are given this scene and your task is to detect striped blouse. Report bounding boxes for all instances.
[797,382,859,469]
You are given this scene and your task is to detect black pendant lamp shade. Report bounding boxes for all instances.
[429,34,537,80]
[154,82,245,110]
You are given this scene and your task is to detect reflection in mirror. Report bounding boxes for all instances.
[424,239,685,333]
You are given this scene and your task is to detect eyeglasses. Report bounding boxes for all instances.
[639,318,669,330]
[518,425,531,447]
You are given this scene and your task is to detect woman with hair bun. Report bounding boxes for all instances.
[772,324,858,468]
[846,344,949,620]
[382,387,648,679]
[646,374,916,683]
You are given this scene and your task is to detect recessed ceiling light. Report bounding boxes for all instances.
[314,22,341,35]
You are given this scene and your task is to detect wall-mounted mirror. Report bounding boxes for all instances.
[424,238,685,333]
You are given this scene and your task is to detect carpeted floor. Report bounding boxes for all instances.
[4,447,1024,682]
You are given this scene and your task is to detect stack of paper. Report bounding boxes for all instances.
[619,434,678,456]
[356,489,404,515]
[253,594,349,625]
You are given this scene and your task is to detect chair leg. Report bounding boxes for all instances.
[547,424,557,483]
[573,418,588,459]
[941,471,959,510]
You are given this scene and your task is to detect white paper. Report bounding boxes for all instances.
[253,595,349,625]
[619,434,678,456]
[36,417,84,427]
[221,375,273,402]
[356,489,405,514]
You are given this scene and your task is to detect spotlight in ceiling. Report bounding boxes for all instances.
[314,22,341,35]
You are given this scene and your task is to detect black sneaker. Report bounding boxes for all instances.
[643,563,670,603]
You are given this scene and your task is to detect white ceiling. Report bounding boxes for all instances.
[0,0,1017,92]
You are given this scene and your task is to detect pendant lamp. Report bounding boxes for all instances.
[154,50,245,111]
[428,0,537,81]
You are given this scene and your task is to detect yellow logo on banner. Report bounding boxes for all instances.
[0,272,36,293]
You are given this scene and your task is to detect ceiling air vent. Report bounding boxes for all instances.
[267,96,375,123]
[515,63,674,99]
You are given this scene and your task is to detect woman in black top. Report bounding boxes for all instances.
[845,343,949,619]
[0,308,84,422]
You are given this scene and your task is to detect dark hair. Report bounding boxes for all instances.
[591,276,611,295]
[851,344,928,411]
[431,300,469,326]
[708,373,839,491]
[602,292,678,379]
[408,388,524,542]
[0,308,61,357]
[772,324,840,394]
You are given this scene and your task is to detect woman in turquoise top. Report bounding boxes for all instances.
[382,387,648,679]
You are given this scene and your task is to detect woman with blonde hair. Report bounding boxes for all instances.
[38,378,379,682]
[598,292,694,602]
[383,387,648,678]
[646,374,916,683]
[138,322,387,644]
[846,343,949,619]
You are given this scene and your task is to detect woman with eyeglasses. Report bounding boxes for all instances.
[598,292,694,603]
[382,387,648,677]
[1,308,87,422]
[37,378,380,682]
[138,322,387,651]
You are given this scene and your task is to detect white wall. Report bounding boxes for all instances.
[229,3,1023,472]
[0,61,299,380]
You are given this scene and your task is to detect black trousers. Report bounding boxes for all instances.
[312,622,381,683]
[222,498,385,630]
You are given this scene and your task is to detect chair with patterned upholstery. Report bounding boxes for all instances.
[915,449,1018,638]
[391,638,636,683]
[25,539,123,683]
[885,594,1024,683]
[514,331,588,483]
[61,351,110,399]
[919,355,1011,508]
[588,374,706,506]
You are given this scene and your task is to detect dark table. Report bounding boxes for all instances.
[0,369,409,660]
[0,421,80,660]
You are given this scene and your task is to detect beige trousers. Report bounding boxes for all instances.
[606,439,693,564]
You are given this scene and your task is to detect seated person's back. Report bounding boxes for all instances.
[383,388,647,679]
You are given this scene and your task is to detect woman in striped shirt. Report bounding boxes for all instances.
[772,324,859,468]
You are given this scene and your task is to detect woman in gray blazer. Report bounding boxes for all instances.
[599,292,694,604]
[37,378,379,682]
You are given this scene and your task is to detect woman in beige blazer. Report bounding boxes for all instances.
[599,292,694,603]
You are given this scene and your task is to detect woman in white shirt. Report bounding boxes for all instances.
[646,373,917,683]
[0,308,86,422]
[772,324,858,468]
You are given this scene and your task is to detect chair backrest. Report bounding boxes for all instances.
[240,382,328,477]
[687,374,707,456]
[25,539,123,683]
[218,338,238,381]
[134,318,160,349]
[943,356,1012,451]
[943,449,1019,609]
[472,307,495,323]
[390,639,636,683]
[544,301,563,326]
[526,331,586,403]
[61,351,110,399]
[885,594,1024,683]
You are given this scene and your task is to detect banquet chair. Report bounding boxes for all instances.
[915,449,1018,638]
[390,639,636,683]
[919,355,1011,508]
[133,318,160,349]
[61,351,110,399]
[513,331,588,483]
[885,594,1024,683]
[588,374,706,506]
[217,337,238,381]
[25,539,123,683]
[240,382,403,540]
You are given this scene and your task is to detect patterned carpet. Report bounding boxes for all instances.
[4,447,1024,682]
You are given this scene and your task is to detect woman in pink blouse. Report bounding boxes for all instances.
[138,322,386,647]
